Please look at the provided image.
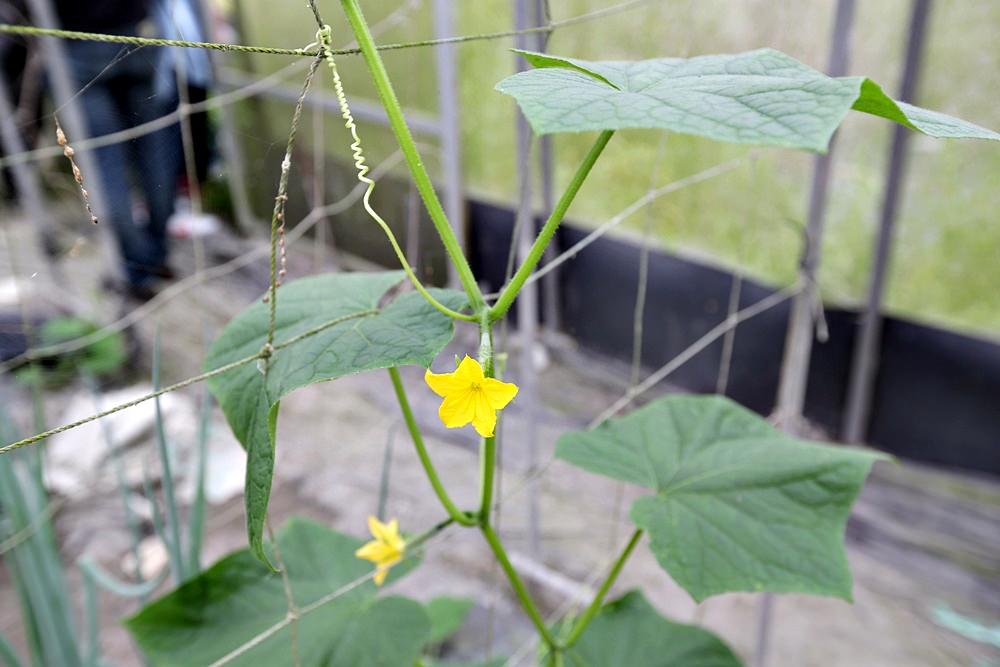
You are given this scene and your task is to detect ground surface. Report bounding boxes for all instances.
[0,217,998,666]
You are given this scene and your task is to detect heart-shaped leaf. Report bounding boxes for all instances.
[204,271,465,565]
[497,49,1000,151]
[556,395,886,602]
[565,591,741,666]
[125,518,430,666]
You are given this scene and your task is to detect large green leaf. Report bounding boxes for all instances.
[564,591,741,667]
[556,395,886,602]
[496,49,1000,151]
[425,596,475,645]
[125,518,430,667]
[204,271,465,565]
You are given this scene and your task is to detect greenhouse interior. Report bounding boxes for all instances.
[0,0,997,665]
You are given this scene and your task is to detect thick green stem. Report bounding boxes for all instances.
[474,313,557,649]
[477,317,496,520]
[480,522,559,649]
[562,528,643,649]
[478,436,496,521]
[339,0,484,311]
[387,368,477,527]
[490,130,614,320]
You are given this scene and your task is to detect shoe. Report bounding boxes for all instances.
[149,264,177,281]
[101,275,159,302]
[125,283,160,302]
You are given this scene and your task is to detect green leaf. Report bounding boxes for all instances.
[496,48,1000,151]
[204,271,465,566]
[556,395,886,602]
[564,591,741,667]
[425,596,475,645]
[125,517,430,666]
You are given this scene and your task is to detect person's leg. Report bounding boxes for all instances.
[126,51,181,272]
[65,41,154,288]
[186,86,213,184]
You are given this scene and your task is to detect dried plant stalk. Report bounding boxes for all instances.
[54,116,98,224]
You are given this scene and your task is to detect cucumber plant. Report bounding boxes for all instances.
[124,2,999,665]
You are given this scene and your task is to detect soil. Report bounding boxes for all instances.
[0,217,997,666]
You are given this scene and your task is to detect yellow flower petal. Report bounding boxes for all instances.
[357,515,406,585]
[471,391,497,437]
[472,414,497,438]
[367,515,394,544]
[473,389,493,423]
[383,526,405,554]
[454,355,485,383]
[438,389,477,428]
[424,368,466,398]
[425,354,519,438]
[482,377,519,410]
[355,540,393,562]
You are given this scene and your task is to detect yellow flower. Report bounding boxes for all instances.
[425,355,519,438]
[355,516,406,586]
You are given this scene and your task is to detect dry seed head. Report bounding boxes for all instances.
[54,117,99,224]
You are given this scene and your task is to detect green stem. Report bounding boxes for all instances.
[339,0,485,311]
[480,522,558,649]
[478,436,496,520]
[490,130,614,320]
[388,368,477,527]
[473,313,556,651]
[477,316,496,520]
[562,528,643,649]
[408,516,455,550]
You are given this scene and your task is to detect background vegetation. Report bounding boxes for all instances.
[235,0,1000,335]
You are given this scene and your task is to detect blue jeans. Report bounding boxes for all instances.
[66,37,181,288]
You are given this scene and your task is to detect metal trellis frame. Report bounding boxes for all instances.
[841,0,933,444]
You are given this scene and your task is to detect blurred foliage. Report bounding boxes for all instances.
[16,317,127,388]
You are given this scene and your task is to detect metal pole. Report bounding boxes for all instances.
[197,0,258,235]
[0,70,56,254]
[513,0,542,558]
[842,0,932,444]
[773,0,857,430]
[762,3,857,666]
[538,132,558,330]
[532,1,559,332]
[431,0,464,288]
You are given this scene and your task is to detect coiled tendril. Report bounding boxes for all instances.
[315,25,474,322]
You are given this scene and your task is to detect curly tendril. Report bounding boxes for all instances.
[316,26,475,322]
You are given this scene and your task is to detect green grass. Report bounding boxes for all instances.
[236,0,1000,337]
